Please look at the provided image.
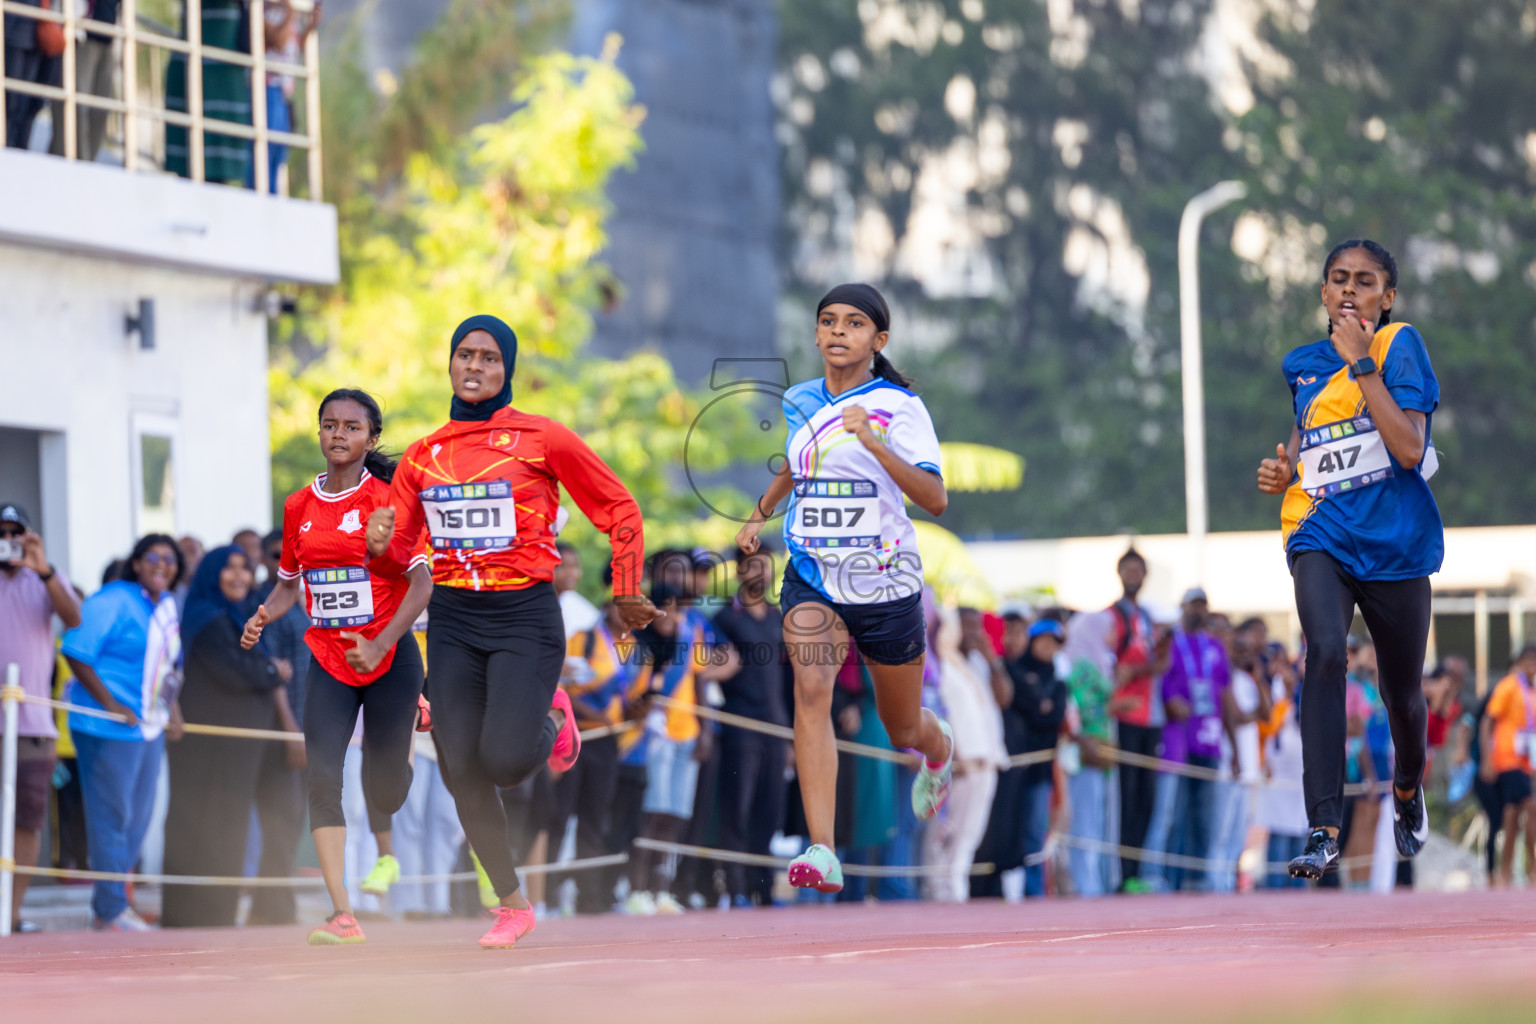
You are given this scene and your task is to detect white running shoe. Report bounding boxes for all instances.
[96,908,153,932]
[623,891,658,916]
[654,892,686,915]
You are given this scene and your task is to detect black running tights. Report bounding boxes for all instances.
[304,636,424,832]
[1293,550,1431,830]
[428,584,565,899]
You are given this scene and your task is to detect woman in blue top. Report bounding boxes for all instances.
[1256,240,1440,879]
[736,283,954,894]
[62,533,186,931]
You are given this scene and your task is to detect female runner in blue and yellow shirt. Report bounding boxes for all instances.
[1256,239,1441,879]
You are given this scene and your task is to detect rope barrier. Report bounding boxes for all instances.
[7,851,629,887]
[631,838,996,878]
[17,692,1367,792]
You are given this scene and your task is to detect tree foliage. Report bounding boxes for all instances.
[272,14,755,588]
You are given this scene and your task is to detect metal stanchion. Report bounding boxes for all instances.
[1,663,22,938]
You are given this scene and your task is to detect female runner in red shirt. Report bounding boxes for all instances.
[367,314,659,949]
[242,388,434,945]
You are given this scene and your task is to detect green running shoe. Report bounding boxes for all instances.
[471,850,498,910]
[911,719,954,821]
[360,853,401,897]
[787,844,843,894]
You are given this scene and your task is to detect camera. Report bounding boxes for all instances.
[0,537,23,564]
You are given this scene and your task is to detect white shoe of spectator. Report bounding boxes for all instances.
[97,908,154,932]
[623,891,658,916]
[654,892,686,915]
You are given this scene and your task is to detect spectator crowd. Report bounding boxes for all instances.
[0,506,1523,934]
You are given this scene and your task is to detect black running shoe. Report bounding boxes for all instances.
[1393,785,1429,858]
[1288,828,1340,879]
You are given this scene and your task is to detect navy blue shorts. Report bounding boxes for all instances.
[779,558,926,666]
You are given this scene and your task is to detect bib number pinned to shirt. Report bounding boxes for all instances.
[789,478,880,548]
[420,481,518,551]
[306,566,375,628]
[1298,415,1394,498]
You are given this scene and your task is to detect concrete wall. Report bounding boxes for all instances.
[0,149,338,284]
[0,241,274,590]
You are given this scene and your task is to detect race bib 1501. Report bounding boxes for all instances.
[306,566,375,628]
[789,478,880,549]
[420,481,518,550]
[1298,415,1394,498]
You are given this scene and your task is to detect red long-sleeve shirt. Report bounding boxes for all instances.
[381,408,645,595]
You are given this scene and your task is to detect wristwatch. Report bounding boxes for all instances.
[1349,356,1377,378]
[38,565,56,582]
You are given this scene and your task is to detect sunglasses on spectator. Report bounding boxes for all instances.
[140,552,177,567]
[265,549,282,561]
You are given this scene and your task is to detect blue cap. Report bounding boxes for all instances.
[1028,619,1065,641]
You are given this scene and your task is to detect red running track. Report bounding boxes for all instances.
[4,891,1535,1024]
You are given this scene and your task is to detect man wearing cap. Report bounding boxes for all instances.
[1141,588,1229,892]
[0,502,81,932]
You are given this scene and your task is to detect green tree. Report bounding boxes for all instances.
[778,0,1242,540]
[273,21,754,586]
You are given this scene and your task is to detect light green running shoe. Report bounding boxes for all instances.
[360,854,401,897]
[787,843,843,894]
[911,718,954,821]
[471,850,498,910]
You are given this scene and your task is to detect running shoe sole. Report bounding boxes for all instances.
[786,861,842,894]
[307,929,366,945]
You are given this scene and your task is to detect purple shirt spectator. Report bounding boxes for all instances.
[1158,629,1231,763]
[0,563,72,737]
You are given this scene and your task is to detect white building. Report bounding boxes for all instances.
[0,5,336,589]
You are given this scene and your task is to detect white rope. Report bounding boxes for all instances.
[22,692,1375,791]
[7,851,629,887]
[631,837,996,878]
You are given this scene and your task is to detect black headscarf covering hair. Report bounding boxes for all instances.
[449,314,518,421]
[817,283,890,334]
[179,545,253,649]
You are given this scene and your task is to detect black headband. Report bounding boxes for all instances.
[817,283,890,334]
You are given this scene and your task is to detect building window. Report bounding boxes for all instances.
[132,413,179,537]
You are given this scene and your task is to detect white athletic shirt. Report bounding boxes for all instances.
[781,376,943,606]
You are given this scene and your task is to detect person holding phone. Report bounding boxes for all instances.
[0,502,81,932]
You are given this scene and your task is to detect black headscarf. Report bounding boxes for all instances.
[180,545,254,649]
[449,314,518,421]
[816,283,890,334]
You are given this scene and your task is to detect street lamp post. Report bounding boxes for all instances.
[1178,180,1246,589]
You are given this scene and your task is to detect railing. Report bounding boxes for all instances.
[0,0,322,199]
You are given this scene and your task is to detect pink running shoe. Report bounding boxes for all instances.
[547,687,581,773]
[479,905,536,949]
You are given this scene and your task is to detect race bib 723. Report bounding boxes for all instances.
[306,566,375,628]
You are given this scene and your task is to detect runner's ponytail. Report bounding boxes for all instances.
[870,350,912,389]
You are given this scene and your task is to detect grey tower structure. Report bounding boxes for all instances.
[321,0,781,383]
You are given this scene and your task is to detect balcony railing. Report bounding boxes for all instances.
[0,0,322,199]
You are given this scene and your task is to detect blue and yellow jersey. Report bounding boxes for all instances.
[564,622,632,728]
[1281,322,1442,581]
